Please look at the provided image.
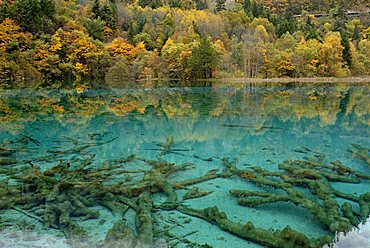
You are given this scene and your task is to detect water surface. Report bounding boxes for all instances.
[0,82,369,247]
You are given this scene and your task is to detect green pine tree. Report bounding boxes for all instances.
[190,38,219,79]
[215,0,226,12]
[243,0,251,16]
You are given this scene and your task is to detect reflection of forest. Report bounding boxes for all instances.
[0,84,369,139]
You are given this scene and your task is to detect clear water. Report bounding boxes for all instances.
[0,82,369,248]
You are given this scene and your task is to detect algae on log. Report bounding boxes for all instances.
[172,169,223,189]
[0,157,18,165]
[359,192,370,219]
[102,220,136,247]
[351,144,370,166]
[225,157,368,233]
[340,202,362,226]
[177,205,331,248]
[136,191,154,245]
[183,187,213,200]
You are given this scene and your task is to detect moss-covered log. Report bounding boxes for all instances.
[177,205,331,248]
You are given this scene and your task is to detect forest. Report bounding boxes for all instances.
[0,0,369,88]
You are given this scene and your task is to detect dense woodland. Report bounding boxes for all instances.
[0,0,369,88]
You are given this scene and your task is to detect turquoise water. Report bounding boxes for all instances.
[0,83,369,247]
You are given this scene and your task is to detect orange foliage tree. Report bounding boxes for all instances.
[0,18,31,50]
[35,28,105,83]
[105,37,138,60]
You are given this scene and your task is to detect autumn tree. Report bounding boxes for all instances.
[0,18,39,86]
[318,32,349,77]
[293,38,321,77]
[273,50,295,77]
[106,37,137,59]
[43,28,104,83]
[242,23,271,78]
[161,38,193,79]
[358,39,370,75]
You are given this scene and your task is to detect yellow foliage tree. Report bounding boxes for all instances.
[294,38,321,77]
[161,38,194,79]
[0,18,31,50]
[43,28,104,82]
[358,39,370,75]
[274,51,295,77]
[318,32,349,77]
[106,37,137,59]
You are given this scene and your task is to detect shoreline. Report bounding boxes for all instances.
[1,77,369,91]
[199,76,370,84]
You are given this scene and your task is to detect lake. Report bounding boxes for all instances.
[0,82,369,247]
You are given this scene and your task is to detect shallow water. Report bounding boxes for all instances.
[0,82,369,247]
